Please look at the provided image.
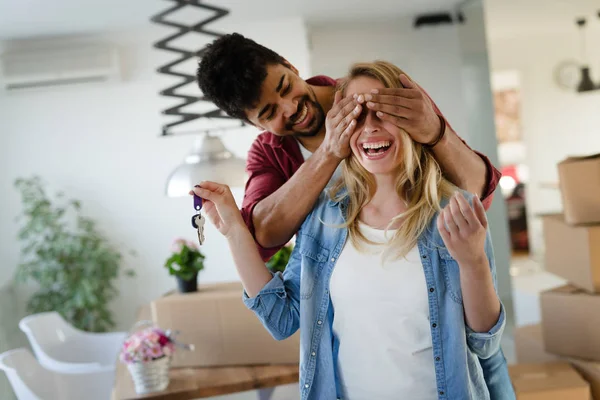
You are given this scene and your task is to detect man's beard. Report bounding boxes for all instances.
[285,94,326,138]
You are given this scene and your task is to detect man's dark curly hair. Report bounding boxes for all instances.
[196,33,287,122]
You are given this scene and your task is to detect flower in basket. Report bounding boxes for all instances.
[119,327,176,365]
[164,238,205,282]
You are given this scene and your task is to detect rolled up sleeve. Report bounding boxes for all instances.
[240,139,289,262]
[465,302,506,359]
[242,246,302,341]
[243,271,286,310]
[477,151,502,211]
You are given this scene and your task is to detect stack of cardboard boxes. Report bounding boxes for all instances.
[510,154,600,399]
[150,281,300,368]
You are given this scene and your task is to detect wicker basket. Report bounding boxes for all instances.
[123,320,172,394]
[127,355,171,394]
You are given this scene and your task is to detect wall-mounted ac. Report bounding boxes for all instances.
[0,44,120,92]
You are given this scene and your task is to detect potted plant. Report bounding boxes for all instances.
[266,243,294,273]
[120,321,193,394]
[164,238,205,293]
[120,323,176,394]
[13,176,135,333]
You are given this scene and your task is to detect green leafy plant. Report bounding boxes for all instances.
[164,239,205,281]
[14,176,135,333]
[266,244,294,273]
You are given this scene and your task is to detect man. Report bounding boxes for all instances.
[196,33,501,261]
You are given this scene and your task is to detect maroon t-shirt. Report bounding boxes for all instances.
[241,75,501,261]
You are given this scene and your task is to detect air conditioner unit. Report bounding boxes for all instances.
[0,44,120,91]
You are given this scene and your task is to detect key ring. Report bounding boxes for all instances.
[191,187,206,246]
[191,191,203,229]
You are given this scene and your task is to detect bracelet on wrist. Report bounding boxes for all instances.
[425,114,446,148]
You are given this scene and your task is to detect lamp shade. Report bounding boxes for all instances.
[166,133,247,197]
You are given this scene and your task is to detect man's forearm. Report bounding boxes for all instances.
[432,127,488,198]
[252,148,341,248]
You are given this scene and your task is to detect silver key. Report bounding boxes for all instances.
[194,214,206,245]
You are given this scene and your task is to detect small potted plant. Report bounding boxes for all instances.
[266,243,294,273]
[164,238,205,293]
[119,324,176,394]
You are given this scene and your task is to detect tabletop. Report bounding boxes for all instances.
[111,305,299,400]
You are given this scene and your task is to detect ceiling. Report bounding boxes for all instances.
[0,0,597,41]
[485,0,600,40]
[0,0,461,40]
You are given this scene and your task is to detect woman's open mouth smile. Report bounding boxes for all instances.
[361,140,393,160]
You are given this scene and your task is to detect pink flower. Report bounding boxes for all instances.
[120,352,134,364]
[158,334,170,346]
[186,240,198,250]
[171,238,186,253]
[145,331,160,343]
[147,345,163,359]
[127,337,142,352]
[120,326,177,365]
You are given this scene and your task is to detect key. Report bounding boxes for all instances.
[191,192,206,246]
[195,214,205,245]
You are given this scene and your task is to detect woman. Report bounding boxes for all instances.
[191,61,514,400]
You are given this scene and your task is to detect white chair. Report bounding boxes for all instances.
[19,311,126,373]
[0,348,113,400]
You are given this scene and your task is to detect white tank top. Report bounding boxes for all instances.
[329,222,437,400]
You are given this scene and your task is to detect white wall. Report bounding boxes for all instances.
[309,17,467,138]
[0,17,311,332]
[309,12,513,303]
[456,2,513,306]
[489,31,600,256]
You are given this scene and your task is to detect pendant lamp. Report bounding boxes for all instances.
[576,18,597,93]
[151,0,247,196]
[165,133,247,197]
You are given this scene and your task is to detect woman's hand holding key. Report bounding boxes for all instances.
[189,182,247,240]
[190,181,273,298]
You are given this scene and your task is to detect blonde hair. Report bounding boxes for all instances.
[330,61,456,261]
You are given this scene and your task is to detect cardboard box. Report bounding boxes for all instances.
[542,214,600,293]
[509,362,590,400]
[541,285,600,362]
[514,324,600,399]
[572,359,600,400]
[515,324,561,364]
[558,154,600,225]
[151,281,300,368]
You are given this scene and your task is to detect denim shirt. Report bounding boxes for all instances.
[243,191,516,400]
